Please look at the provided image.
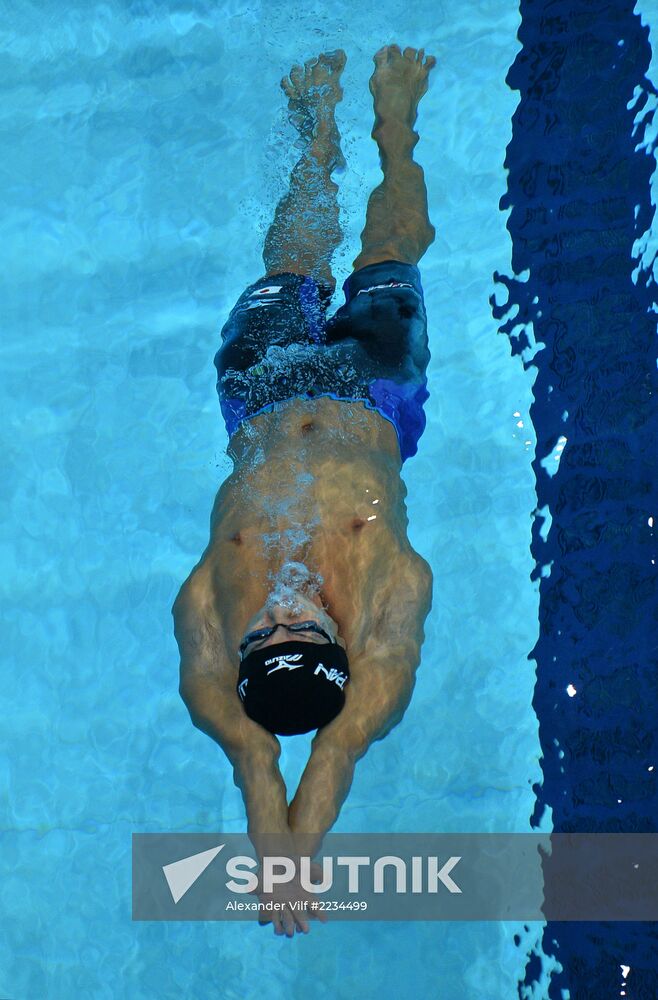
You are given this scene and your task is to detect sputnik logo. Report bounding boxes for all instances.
[162,845,225,904]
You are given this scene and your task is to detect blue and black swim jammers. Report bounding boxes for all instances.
[214,260,430,463]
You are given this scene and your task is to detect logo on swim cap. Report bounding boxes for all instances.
[314,664,348,689]
[265,653,304,674]
[237,640,350,736]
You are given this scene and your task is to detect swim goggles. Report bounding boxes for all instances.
[239,620,335,659]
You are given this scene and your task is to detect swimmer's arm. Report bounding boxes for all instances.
[287,648,416,854]
[288,558,432,854]
[173,582,296,856]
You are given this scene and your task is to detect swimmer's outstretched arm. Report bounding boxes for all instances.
[289,558,432,853]
[172,582,297,858]
[288,647,417,855]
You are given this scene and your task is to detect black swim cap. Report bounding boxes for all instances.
[237,640,350,736]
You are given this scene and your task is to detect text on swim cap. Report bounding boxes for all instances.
[314,664,348,689]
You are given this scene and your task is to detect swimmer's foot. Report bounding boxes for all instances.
[369,45,436,153]
[281,50,347,172]
[351,45,436,271]
[263,51,346,287]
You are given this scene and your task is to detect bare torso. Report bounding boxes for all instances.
[188,395,430,663]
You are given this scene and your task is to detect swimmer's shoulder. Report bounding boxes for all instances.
[172,557,216,616]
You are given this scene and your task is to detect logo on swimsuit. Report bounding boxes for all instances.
[314,664,348,689]
[265,653,304,674]
[356,280,414,297]
[237,678,248,700]
[243,285,284,311]
[245,299,283,311]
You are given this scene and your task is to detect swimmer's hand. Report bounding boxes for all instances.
[254,863,328,937]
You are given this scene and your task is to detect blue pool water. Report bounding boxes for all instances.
[2,1,657,998]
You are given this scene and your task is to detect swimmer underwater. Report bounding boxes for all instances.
[172,45,436,936]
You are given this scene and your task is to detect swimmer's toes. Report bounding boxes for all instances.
[311,50,346,91]
[321,48,346,72]
[289,64,304,90]
[281,74,295,99]
[373,44,399,66]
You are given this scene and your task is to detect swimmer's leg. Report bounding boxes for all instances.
[353,45,436,271]
[262,50,347,292]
